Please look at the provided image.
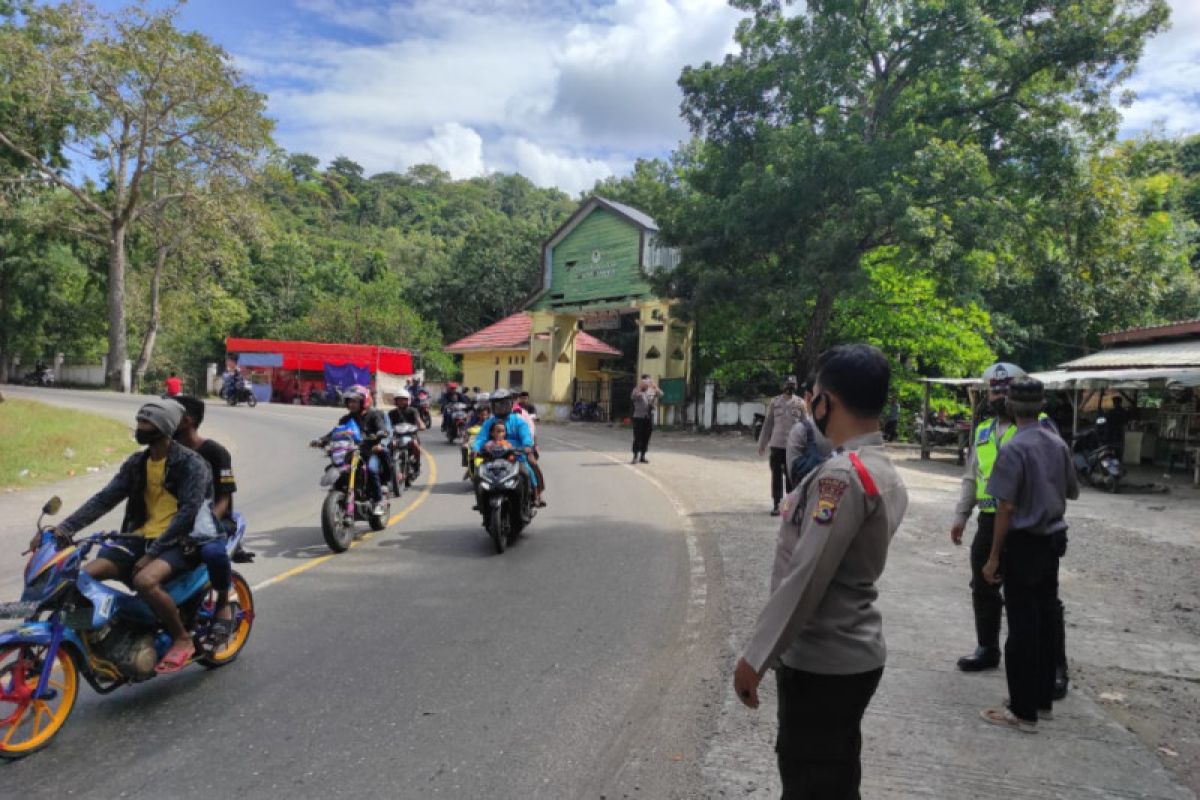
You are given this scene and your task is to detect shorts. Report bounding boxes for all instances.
[95,536,191,582]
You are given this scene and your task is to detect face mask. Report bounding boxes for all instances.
[136,428,164,446]
[783,386,795,395]
[990,397,1008,417]
[811,393,831,436]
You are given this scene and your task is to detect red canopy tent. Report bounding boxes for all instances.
[224,338,414,374]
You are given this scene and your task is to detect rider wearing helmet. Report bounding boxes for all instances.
[318,385,392,513]
[439,381,468,434]
[472,389,544,506]
[389,389,424,480]
[950,363,1068,695]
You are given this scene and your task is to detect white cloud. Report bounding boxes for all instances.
[504,138,629,195]
[1120,0,1200,137]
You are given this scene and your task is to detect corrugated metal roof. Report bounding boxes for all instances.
[1060,340,1200,369]
[594,196,659,231]
[444,313,622,357]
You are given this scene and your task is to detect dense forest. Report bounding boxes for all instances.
[1,1,1197,400]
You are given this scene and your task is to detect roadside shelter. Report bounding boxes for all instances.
[224,338,415,404]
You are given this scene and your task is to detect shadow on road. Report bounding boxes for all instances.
[241,525,332,561]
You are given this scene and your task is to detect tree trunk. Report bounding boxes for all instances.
[794,283,837,382]
[132,245,168,391]
[105,221,128,391]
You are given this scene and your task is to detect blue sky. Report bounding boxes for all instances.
[92,0,1200,194]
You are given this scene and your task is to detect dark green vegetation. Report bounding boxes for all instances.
[1,0,1197,398]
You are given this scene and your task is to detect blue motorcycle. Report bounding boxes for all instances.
[0,497,255,759]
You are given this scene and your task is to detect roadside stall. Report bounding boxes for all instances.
[224,338,416,405]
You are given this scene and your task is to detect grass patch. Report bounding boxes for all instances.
[0,397,136,490]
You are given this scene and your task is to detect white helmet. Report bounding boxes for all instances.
[982,362,1026,391]
[394,388,411,401]
[476,392,490,403]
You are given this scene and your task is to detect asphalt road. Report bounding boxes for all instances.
[0,388,692,798]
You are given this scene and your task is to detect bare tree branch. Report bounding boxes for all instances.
[0,130,110,220]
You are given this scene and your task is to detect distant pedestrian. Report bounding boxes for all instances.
[980,377,1078,734]
[734,344,909,799]
[882,395,900,442]
[758,376,808,516]
[164,371,182,397]
[785,379,831,489]
[630,375,662,464]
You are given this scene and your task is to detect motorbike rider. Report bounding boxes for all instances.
[472,389,543,506]
[950,363,1070,697]
[438,381,468,434]
[514,392,546,498]
[45,400,213,674]
[388,389,424,484]
[171,395,240,642]
[315,385,393,515]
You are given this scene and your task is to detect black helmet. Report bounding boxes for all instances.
[490,388,514,419]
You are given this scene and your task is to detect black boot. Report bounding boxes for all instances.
[957,645,1001,672]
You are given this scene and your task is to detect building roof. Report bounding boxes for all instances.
[595,196,659,232]
[1060,339,1200,370]
[1100,319,1200,346]
[444,313,622,357]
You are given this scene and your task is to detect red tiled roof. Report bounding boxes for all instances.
[444,313,621,357]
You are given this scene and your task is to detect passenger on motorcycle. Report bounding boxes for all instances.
[467,393,491,428]
[472,389,545,507]
[172,395,240,642]
[45,400,214,673]
[438,381,468,433]
[513,393,546,497]
[389,389,424,480]
[316,385,393,515]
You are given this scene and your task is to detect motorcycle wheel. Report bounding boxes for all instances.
[199,572,255,668]
[226,394,237,407]
[246,392,258,408]
[0,644,79,759]
[369,504,388,531]
[488,505,506,554]
[1102,474,1119,494]
[322,492,354,552]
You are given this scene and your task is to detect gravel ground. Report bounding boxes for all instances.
[553,422,1199,799]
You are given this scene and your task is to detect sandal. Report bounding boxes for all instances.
[155,640,196,674]
[980,707,1037,733]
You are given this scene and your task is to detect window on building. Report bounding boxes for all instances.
[508,370,524,390]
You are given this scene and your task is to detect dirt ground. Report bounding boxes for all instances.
[556,423,1200,797]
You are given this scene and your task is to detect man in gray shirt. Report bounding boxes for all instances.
[735,345,909,797]
[980,377,1078,733]
[630,375,662,464]
[758,376,808,515]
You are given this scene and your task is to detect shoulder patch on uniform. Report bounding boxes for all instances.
[812,476,849,525]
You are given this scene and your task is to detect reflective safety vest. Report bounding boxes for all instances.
[974,413,1054,511]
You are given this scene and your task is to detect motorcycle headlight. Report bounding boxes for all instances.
[502,476,520,489]
[478,479,491,491]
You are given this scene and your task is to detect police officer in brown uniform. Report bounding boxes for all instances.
[759,376,808,516]
[735,345,909,798]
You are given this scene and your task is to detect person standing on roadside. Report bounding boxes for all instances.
[759,376,808,516]
[164,371,182,397]
[630,375,662,464]
[979,377,1078,733]
[734,345,909,799]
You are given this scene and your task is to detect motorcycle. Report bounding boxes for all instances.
[751,412,765,441]
[22,366,54,387]
[414,388,432,429]
[474,447,536,554]
[316,426,390,552]
[462,423,483,483]
[444,402,469,444]
[224,383,257,408]
[1072,418,1124,493]
[390,423,421,492]
[0,497,254,759]
[569,400,606,422]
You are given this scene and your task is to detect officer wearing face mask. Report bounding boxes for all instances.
[951,363,1069,696]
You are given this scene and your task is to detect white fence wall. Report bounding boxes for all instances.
[58,364,106,386]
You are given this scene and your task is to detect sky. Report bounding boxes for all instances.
[91,0,1200,195]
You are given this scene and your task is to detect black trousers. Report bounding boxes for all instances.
[776,665,884,800]
[632,417,653,455]
[770,446,792,505]
[970,515,1068,670]
[1001,531,1060,721]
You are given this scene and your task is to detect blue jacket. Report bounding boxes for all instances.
[473,414,534,453]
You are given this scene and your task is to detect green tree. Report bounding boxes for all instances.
[0,1,272,387]
[672,0,1170,379]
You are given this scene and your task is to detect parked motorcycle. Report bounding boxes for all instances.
[474,447,536,554]
[22,366,54,387]
[444,402,469,444]
[315,425,389,552]
[569,400,606,422]
[0,497,254,759]
[1072,418,1124,493]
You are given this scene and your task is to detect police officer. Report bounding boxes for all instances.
[758,375,808,516]
[979,377,1079,732]
[951,363,1070,697]
[734,345,909,798]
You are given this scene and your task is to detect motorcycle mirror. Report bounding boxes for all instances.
[42,496,62,516]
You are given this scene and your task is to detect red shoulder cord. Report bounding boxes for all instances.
[847,452,879,498]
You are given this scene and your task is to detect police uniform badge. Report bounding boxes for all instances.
[812,477,848,525]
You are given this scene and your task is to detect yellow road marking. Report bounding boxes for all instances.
[252,447,439,591]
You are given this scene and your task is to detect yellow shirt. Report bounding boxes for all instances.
[140,456,177,539]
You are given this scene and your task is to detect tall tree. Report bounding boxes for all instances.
[672,0,1170,378]
[0,1,272,388]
